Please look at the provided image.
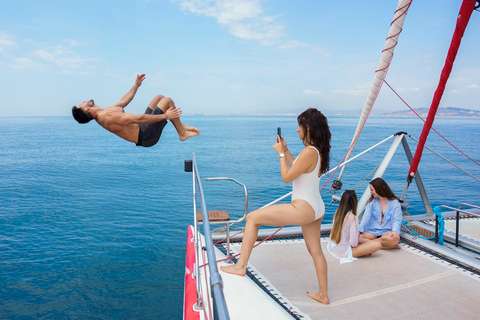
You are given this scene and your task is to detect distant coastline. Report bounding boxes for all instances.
[3,107,479,118]
[377,107,480,118]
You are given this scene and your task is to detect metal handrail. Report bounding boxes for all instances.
[188,155,230,320]
[201,177,248,258]
[439,204,480,247]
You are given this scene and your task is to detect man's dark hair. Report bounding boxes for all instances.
[72,106,93,124]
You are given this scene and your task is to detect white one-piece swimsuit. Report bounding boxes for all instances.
[291,146,325,220]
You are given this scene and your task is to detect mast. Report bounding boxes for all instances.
[404,0,477,190]
[336,0,412,182]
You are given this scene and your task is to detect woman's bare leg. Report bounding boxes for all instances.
[303,217,329,305]
[378,232,401,249]
[352,241,382,258]
[358,231,377,244]
[221,201,315,276]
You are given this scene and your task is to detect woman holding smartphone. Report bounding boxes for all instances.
[221,108,331,305]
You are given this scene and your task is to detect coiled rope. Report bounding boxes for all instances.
[402,206,444,244]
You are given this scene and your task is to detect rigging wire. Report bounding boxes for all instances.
[383,79,480,168]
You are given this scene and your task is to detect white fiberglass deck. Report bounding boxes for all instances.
[216,236,480,319]
[442,217,480,243]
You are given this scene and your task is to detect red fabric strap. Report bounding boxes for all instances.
[407,0,476,183]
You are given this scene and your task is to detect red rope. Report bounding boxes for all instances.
[383,80,480,167]
[199,226,285,268]
[213,229,245,245]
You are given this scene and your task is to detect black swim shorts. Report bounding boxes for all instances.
[136,107,167,147]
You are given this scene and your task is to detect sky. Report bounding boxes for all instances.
[0,0,479,117]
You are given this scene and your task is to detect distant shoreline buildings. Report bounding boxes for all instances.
[378,107,480,118]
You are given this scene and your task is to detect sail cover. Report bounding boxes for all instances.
[407,0,477,184]
[337,0,412,181]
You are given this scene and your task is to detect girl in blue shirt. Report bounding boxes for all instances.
[358,177,402,249]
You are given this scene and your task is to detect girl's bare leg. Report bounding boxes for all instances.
[221,201,315,276]
[303,218,329,305]
[352,241,382,258]
[358,231,377,244]
[377,232,401,249]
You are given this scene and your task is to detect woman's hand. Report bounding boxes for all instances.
[279,136,288,152]
[390,231,400,242]
[272,136,286,154]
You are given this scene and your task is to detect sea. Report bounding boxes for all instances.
[1,115,479,319]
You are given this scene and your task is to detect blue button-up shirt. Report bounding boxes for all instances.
[359,198,402,236]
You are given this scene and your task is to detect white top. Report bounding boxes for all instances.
[327,211,359,264]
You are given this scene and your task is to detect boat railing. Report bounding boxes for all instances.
[439,203,480,247]
[185,155,230,320]
[201,177,248,258]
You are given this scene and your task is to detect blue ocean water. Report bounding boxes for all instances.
[1,115,479,319]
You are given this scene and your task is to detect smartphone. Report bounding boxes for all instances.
[277,127,281,138]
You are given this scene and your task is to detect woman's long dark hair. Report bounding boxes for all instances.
[368,177,398,202]
[297,108,331,174]
[330,190,358,244]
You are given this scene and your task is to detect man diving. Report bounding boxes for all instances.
[72,74,200,147]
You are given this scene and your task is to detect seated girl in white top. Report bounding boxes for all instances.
[327,190,381,264]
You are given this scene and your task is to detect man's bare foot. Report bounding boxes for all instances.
[306,292,329,305]
[179,125,200,141]
[184,124,200,132]
[220,264,246,276]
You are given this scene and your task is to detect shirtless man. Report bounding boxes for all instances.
[72,74,200,147]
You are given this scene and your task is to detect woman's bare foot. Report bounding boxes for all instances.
[220,264,246,276]
[306,292,329,305]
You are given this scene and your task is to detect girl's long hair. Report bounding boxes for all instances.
[368,177,398,202]
[297,108,331,174]
[330,190,358,244]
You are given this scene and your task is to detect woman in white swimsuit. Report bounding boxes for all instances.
[221,108,331,305]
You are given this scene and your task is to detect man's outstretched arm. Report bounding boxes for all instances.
[114,74,146,109]
[116,107,182,125]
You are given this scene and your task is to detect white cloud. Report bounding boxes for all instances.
[277,39,329,56]
[303,89,322,95]
[331,89,365,96]
[10,57,41,70]
[467,84,479,89]
[64,39,89,47]
[396,87,420,92]
[0,30,17,52]
[172,0,285,45]
[34,45,96,69]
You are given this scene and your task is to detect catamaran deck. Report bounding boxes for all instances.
[215,233,480,319]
